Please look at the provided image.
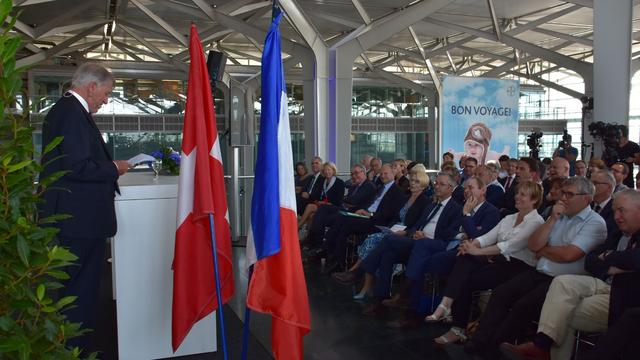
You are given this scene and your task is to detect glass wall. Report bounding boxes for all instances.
[350,133,429,165]
[352,86,428,118]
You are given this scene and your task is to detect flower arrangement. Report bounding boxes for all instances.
[150,146,181,175]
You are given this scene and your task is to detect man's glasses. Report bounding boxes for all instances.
[560,190,587,199]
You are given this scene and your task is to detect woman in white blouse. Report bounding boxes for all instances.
[428,180,544,345]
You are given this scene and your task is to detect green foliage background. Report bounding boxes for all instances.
[0,0,91,358]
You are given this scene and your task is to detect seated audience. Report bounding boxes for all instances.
[501,189,640,360]
[392,159,410,193]
[475,163,504,207]
[306,164,376,248]
[430,181,544,345]
[332,165,430,298]
[610,162,630,193]
[540,177,564,220]
[588,158,606,176]
[574,159,587,177]
[294,161,311,194]
[298,162,344,230]
[460,157,478,184]
[296,156,324,215]
[368,157,383,186]
[357,172,463,318]
[498,154,511,180]
[463,176,606,358]
[590,169,618,236]
[440,165,465,205]
[501,157,539,217]
[499,158,518,193]
[321,164,405,273]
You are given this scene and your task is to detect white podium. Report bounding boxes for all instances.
[113,172,216,360]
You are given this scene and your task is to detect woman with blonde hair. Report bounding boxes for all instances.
[429,181,545,345]
[298,162,344,231]
[332,165,431,299]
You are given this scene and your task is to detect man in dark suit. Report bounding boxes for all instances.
[476,164,505,207]
[39,63,130,349]
[322,164,405,273]
[296,156,324,215]
[368,157,383,187]
[590,169,618,236]
[307,164,376,249]
[359,172,465,316]
[384,176,500,327]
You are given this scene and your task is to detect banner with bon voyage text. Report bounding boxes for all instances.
[441,76,519,165]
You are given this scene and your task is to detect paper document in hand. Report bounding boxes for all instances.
[339,211,371,219]
[127,153,156,166]
[390,224,407,232]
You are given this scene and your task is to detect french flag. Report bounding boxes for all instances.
[246,8,311,360]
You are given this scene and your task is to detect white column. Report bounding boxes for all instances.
[593,0,633,126]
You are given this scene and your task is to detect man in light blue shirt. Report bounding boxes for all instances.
[464,176,606,357]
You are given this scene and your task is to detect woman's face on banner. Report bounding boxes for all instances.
[464,140,484,162]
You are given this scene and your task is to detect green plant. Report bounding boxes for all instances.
[0,0,90,358]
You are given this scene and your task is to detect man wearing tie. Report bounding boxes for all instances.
[296,156,324,215]
[590,169,618,236]
[360,172,464,316]
[39,63,130,350]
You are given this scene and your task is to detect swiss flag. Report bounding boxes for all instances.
[171,24,234,352]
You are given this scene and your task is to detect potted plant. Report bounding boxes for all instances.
[0,0,90,358]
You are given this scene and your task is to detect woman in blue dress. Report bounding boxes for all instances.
[333,164,431,299]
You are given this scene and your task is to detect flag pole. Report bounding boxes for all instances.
[240,266,254,360]
[208,214,229,360]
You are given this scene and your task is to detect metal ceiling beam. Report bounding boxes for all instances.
[508,4,582,36]
[173,27,235,60]
[351,0,372,25]
[11,18,35,39]
[117,19,176,42]
[57,39,105,57]
[486,0,502,41]
[129,0,188,47]
[563,0,593,8]
[38,20,109,39]
[16,24,104,67]
[424,17,592,77]
[482,41,571,78]
[228,1,271,17]
[506,69,584,99]
[110,42,144,61]
[313,11,362,29]
[13,0,56,6]
[111,39,162,60]
[119,24,188,72]
[531,28,593,47]
[408,26,441,91]
[457,45,512,62]
[33,0,97,39]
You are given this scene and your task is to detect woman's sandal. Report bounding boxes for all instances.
[434,327,467,346]
[425,303,452,323]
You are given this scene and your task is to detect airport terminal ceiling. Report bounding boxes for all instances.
[10,0,640,90]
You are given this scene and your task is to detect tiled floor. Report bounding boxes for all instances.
[94,243,455,359]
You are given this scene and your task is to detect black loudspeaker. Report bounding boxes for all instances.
[206,50,227,82]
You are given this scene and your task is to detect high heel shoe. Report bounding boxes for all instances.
[425,303,451,323]
[434,327,467,347]
[352,292,367,300]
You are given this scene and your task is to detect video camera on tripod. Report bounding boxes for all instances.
[587,121,623,165]
[527,131,543,160]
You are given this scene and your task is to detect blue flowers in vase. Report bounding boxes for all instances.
[149,146,181,175]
